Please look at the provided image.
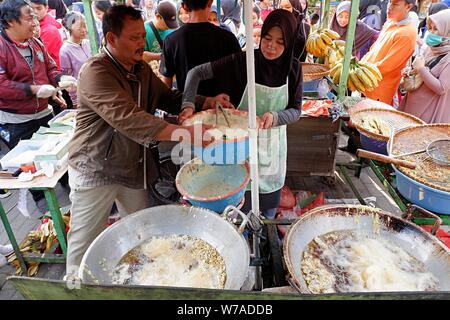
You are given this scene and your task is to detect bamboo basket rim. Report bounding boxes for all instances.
[390,124,450,193]
[302,63,330,81]
[351,108,426,141]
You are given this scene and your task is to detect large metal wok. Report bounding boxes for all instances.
[284,205,450,293]
[79,205,250,290]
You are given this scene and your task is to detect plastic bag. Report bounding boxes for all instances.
[317,78,330,99]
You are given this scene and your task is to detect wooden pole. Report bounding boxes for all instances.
[320,0,331,29]
[337,0,360,99]
[83,0,99,55]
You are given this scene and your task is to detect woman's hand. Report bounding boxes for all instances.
[178,107,194,124]
[261,112,274,129]
[202,94,234,110]
[412,56,425,71]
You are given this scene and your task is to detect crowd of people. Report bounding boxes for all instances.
[0,0,449,276]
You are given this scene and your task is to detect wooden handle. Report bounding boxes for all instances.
[356,149,417,170]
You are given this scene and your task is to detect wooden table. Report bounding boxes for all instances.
[0,166,68,274]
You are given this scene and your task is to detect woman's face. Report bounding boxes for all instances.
[260,26,285,60]
[208,11,219,26]
[253,28,261,47]
[337,11,349,27]
[94,7,105,21]
[144,0,153,10]
[280,0,293,13]
[427,19,438,34]
[71,17,87,41]
[252,11,259,25]
[300,0,307,11]
[179,7,189,24]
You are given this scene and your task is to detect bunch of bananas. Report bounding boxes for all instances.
[306,29,340,58]
[326,40,346,68]
[330,57,382,92]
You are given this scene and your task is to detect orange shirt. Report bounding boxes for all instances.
[362,20,417,105]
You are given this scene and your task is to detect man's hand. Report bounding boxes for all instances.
[202,94,234,110]
[260,112,274,129]
[36,85,57,98]
[178,107,194,124]
[412,56,425,71]
[52,91,67,110]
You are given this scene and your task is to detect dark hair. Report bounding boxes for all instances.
[0,0,32,29]
[94,0,112,13]
[29,0,48,5]
[310,13,319,20]
[181,0,209,11]
[102,4,142,38]
[62,11,83,33]
[253,5,260,18]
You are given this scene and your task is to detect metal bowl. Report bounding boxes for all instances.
[79,205,250,290]
[175,159,250,213]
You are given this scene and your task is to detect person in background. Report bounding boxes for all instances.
[160,0,240,94]
[30,0,63,69]
[257,0,273,21]
[279,0,310,62]
[310,12,320,32]
[143,0,178,62]
[359,0,382,31]
[48,0,67,20]
[181,10,303,219]
[220,0,241,35]
[253,4,262,27]
[362,0,417,105]
[330,1,379,59]
[417,2,448,50]
[141,0,155,22]
[253,26,261,48]
[399,9,450,123]
[92,0,111,44]
[380,0,388,26]
[59,11,91,107]
[177,0,189,25]
[208,4,232,32]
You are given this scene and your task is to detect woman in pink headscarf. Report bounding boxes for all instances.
[399,9,450,124]
[330,1,378,59]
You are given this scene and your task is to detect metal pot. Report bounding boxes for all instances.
[79,205,250,290]
[284,205,450,293]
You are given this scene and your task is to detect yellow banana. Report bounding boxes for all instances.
[349,69,367,92]
[329,62,341,78]
[320,32,333,46]
[324,29,340,40]
[359,61,382,81]
[347,77,357,91]
[355,67,374,91]
[360,65,379,88]
[332,64,342,85]
[333,40,345,48]
[315,36,327,52]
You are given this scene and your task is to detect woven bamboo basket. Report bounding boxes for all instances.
[302,63,330,81]
[350,108,425,142]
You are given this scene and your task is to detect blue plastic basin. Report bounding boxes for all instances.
[192,138,249,165]
[176,159,250,213]
[394,166,450,215]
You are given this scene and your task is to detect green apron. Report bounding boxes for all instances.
[238,80,288,194]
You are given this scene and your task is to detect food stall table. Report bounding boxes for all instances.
[0,165,68,274]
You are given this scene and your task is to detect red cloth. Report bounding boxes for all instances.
[39,14,63,70]
[301,99,331,117]
[421,225,450,248]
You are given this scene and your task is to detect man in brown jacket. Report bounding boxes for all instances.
[66,5,230,275]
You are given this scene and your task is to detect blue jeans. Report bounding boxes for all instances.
[0,114,53,149]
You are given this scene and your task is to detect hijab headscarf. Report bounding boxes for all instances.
[211,9,300,107]
[289,0,308,19]
[423,9,450,66]
[331,1,378,56]
[221,0,241,27]
[418,2,448,32]
[358,0,381,20]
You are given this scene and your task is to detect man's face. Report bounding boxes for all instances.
[387,0,413,22]
[31,3,48,21]
[208,12,219,26]
[9,5,36,40]
[107,17,146,67]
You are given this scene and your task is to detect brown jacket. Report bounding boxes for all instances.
[69,51,204,189]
